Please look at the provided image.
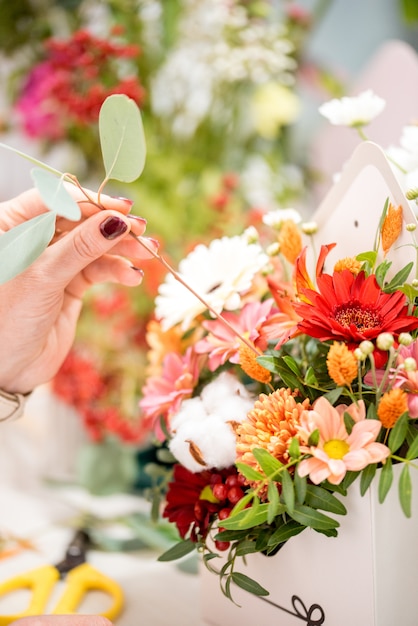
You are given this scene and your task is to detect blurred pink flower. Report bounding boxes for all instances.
[297,396,390,485]
[392,340,418,418]
[194,300,274,370]
[139,347,203,437]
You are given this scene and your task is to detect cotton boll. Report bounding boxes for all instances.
[169,397,206,433]
[201,371,252,412]
[169,416,238,473]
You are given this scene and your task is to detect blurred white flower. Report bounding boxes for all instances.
[319,90,386,127]
[155,235,269,331]
[262,208,302,228]
[169,372,255,472]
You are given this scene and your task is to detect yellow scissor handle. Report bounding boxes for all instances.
[0,564,60,626]
[53,562,124,622]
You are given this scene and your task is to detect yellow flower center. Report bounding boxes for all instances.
[334,302,381,331]
[323,439,349,459]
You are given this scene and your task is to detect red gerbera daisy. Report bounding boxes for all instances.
[162,464,241,542]
[294,269,418,365]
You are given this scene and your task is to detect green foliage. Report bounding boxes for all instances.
[99,94,146,184]
[0,212,56,284]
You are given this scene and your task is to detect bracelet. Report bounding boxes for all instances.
[0,389,30,422]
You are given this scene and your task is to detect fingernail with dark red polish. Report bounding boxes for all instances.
[112,196,134,207]
[127,215,147,226]
[100,216,129,240]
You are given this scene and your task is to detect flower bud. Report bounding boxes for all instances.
[243,226,259,244]
[406,223,417,232]
[266,242,280,256]
[376,333,394,351]
[301,221,318,235]
[405,188,418,201]
[403,357,417,372]
[398,333,413,346]
[359,340,374,355]
[354,347,367,361]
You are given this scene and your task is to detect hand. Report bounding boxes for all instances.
[0,187,157,394]
[11,617,113,626]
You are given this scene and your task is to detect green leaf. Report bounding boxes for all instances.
[323,387,344,405]
[406,431,418,460]
[267,481,280,524]
[231,572,269,597]
[0,212,56,284]
[356,250,377,265]
[305,485,347,515]
[235,462,265,482]
[388,412,409,452]
[304,366,318,386]
[220,504,270,530]
[307,429,320,447]
[360,463,377,496]
[343,411,355,435]
[378,459,393,503]
[252,448,283,477]
[282,355,302,377]
[384,262,413,293]
[268,519,305,547]
[289,504,340,531]
[280,469,295,514]
[235,540,259,557]
[399,464,413,517]
[157,538,196,561]
[31,168,81,220]
[99,94,146,183]
[288,437,300,459]
[375,260,391,288]
[294,471,307,505]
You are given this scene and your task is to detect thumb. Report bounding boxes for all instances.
[45,211,132,285]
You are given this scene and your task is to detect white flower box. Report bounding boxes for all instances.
[200,142,418,626]
[200,463,418,626]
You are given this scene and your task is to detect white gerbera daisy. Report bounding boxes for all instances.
[318,90,386,127]
[155,235,269,330]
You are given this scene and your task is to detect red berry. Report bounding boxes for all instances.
[225,474,239,488]
[215,540,230,552]
[212,483,228,501]
[218,507,232,520]
[227,486,244,504]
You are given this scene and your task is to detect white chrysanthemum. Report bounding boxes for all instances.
[169,373,255,472]
[318,90,386,127]
[155,235,268,331]
[262,208,302,229]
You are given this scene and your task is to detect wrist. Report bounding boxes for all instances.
[0,389,31,422]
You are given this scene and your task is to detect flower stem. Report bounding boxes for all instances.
[132,233,261,358]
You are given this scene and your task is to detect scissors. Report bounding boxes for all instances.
[0,528,124,625]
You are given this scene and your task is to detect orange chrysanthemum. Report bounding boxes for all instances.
[377,388,408,429]
[278,220,303,264]
[326,342,358,386]
[334,257,362,275]
[238,342,272,384]
[236,388,310,480]
[381,203,403,257]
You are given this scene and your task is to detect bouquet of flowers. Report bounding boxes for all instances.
[139,91,418,599]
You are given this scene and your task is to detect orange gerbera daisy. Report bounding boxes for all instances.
[235,388,310,481]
